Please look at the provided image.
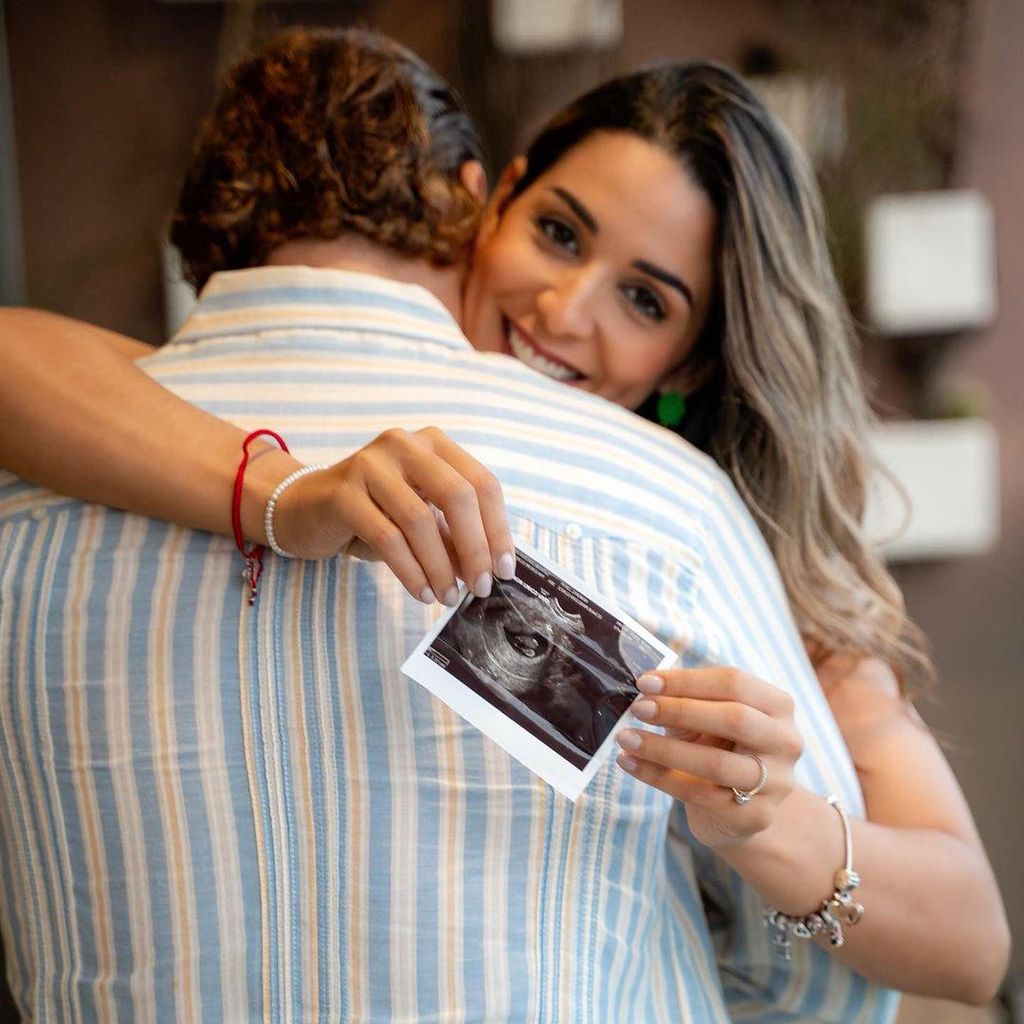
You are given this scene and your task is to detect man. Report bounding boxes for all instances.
[0,27,892,1022]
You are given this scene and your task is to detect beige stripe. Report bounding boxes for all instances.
[542,793,570,1020]
[558,798,586,1022]
[283,561,319,1020]
[104,517,156,1022]
[524,780,548,1016]
[309,562,341,1018]
[148,528,200,1022]
[434,695,465,1018]
[252,572,294,1015]
[234,592,272,1019]
[480,738,511,1018]
[338,564,368,1017]
[383,582,419,1017]
[65,511,118,1021]
[194,553,248,1022]
[175,304,462,344]
[0,490,70,520]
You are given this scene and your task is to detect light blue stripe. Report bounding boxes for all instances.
[299,562,333,1018]
[266,565,304,1023]
[320,563,352,1022]
[190,282,455,325]
[175,532,223,1020]
[353,574,394,1017]
[129,523,179,1024]
[83,514,130,1021]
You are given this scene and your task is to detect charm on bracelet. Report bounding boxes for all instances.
[764,794,864,960]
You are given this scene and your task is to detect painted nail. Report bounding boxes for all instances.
[473,572,493,599]
[495,551,516,580]
[418,586,436,604]
[617,729,642,751]
[617,754,639,773]
[632,699,657,722]
[635,674,663,694]
[441,586,461,607]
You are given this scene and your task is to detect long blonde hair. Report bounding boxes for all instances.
[518,62,934,695]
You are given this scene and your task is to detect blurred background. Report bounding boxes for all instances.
[1,0,1020,1020]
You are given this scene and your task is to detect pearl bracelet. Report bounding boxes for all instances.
[264,464,328,558]
[764,795,864,960]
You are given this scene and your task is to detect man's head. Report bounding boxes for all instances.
[170,27,485,291]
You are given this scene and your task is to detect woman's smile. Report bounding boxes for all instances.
[503,317,584,383]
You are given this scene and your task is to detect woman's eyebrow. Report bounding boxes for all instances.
[550,185,693,307]
[551,187,598,232]
[632,260,693,307]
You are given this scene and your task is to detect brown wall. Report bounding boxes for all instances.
[904,0,1024,973]
[2,0,1021,1013]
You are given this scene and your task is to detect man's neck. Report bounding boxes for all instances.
[265,236,463,322]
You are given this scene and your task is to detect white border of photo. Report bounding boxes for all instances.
[402,543,677,801]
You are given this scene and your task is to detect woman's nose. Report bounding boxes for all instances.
[537,268,601,339]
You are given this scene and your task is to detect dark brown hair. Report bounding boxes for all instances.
[171,27,484,290]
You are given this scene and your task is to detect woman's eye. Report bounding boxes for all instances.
[537,216,580,255]
[622,283,667,323]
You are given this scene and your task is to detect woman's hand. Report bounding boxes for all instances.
[272,426,516,605]
[615,667,803,849]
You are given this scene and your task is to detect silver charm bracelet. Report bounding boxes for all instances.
[764,795,864,960]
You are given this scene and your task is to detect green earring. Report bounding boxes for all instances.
[656,390,687,429]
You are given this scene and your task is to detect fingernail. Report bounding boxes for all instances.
[495,551,516,580]
[442,586,461,607]
[617,754,639,773]
[636,674,663,694]
[418,586,436,604]
[632,699,657,722]
[617,729,642,751]
[473,572,493,599]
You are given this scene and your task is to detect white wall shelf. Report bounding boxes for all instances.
[865,418,999,561]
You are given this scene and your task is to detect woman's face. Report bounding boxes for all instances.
[461,130,718,410]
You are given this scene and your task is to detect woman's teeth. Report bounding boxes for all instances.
[507,325,580,382]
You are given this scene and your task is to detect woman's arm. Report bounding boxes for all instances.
[0,308,515,601]
[617,659,1010,1004]
[0,307,298,541]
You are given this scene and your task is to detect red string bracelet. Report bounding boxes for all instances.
[232,429,290,604]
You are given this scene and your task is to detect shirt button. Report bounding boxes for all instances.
[564,523,583,540]
[30,507,46,521]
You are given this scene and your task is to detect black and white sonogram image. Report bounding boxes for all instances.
[425,549,663,769]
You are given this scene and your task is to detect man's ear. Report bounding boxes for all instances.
[458,159,487,203]
[477,156,528,239]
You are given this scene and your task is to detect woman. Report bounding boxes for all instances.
[0,30,1008,1002]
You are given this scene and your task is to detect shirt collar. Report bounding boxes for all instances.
[171,265,471,351]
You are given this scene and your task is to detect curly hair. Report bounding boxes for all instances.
[516,62,934,698]
[170,27,484,290]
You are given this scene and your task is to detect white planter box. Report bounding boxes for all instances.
[864,419,999,561]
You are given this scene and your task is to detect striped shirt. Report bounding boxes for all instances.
[0,266,899,1023]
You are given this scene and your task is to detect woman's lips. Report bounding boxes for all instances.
[503,318,584,383]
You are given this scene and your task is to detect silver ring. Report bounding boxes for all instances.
[731,753,768,805]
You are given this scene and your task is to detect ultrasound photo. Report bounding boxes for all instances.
[403,545,676,800]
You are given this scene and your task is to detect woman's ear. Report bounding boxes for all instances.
[659,359,714,397]
[458,159,488,203]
